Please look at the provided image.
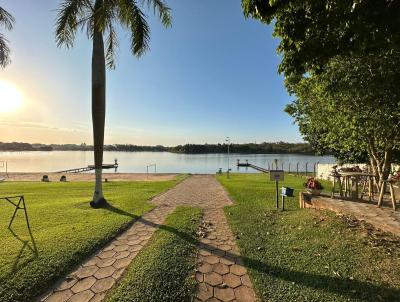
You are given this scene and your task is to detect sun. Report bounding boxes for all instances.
[0,80,23,113]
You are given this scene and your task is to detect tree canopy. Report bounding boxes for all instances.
[55,0,171,69]
[242,0,400,88]
[286,51,400,177]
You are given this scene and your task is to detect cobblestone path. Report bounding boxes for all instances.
[40,175,257,302]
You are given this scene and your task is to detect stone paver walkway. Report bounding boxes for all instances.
[40,175,257,302]
[195,209,257,302]
[301,194,400,237]
[40,205,174,302]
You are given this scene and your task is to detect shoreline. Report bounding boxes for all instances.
[0,172,179,182]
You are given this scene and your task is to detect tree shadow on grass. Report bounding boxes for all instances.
[106,204,400,301]
[103,202,139,219]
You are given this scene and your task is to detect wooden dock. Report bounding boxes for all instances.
[237,161,269,173]
[58,163,118,173]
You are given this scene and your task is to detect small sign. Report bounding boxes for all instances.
[270,170,284,181]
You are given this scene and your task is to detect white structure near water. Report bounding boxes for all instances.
[316,163,399,180]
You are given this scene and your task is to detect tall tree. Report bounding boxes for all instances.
[286,52,400,181]
[0,6,15,68]
[56,0,171,207]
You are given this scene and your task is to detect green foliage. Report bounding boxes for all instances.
[107,206,201,302]
[0,6,15,68]
[218,173,400,301]
[242,0,400,87]
[0,141,318,154]
[0,178,181,302]
[55,0,172,68]
[286,52,400,164]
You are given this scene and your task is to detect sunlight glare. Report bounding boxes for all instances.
[0,80,24,113]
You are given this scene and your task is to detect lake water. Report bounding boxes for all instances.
[0,151,335,174]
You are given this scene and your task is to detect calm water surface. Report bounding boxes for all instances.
[0,151,335,173]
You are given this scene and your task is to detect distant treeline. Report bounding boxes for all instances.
[0,142,317,155]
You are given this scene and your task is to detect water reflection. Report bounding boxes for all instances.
[0,151,335,173]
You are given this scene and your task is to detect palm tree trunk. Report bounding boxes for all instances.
[90,11,107,207]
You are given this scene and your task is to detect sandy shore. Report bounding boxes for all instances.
[0,172,179,182]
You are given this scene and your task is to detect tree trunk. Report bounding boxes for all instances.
[90,0,107,207]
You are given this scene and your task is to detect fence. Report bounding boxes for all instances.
[237,160,323,176]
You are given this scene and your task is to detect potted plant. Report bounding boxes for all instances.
[304,177,324,195]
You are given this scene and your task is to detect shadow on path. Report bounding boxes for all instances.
[107,204,400,301]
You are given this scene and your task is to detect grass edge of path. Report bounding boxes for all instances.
[106,206,202,302]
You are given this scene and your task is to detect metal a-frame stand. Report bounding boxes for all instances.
[1,195,31,229]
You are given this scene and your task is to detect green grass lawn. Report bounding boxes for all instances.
[107,206,201,302]
[0,177,183,302]
[218,173,400,302]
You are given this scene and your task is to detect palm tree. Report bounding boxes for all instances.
[0,6,15,68]
[55,0,171,208]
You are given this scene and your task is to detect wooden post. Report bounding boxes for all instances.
[378,181,385,207]
[389,182,397,210]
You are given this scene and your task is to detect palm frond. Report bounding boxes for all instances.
[0,7,15,30]
[142,0,172,27]
[0,33,11,68]
[105,22,118,69]
[117,0,150,57]
[55,0,91,48]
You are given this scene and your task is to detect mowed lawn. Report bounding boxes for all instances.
[218,173,400,302]
[108,206,202,302]
[0,177,182,302]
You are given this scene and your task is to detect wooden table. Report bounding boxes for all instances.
[338,172,376,201]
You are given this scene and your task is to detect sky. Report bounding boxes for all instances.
[0,0,301,146]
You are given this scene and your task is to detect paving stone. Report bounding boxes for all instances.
[230,264,247,276]
[241,275,252,287]
[97,258,116,268]
[223,273,242,288]
[195,272,204,283]
[82,257,100,267]
[55,277,78,291]
[203,255,218,264]
[45,290,73,302]
[67,290,94,302]
[196,282,214,301]
[97,250,116,259]
[74,266,98,279]
[213,263,229,275]
[214,287,235,301]
[113,244,129,252]
[112,268,125,280]
[71,277,96,294]
[129,245,142,252]
[115,251,130,259]
[234,285,256,302]
[204,272,223,286]
[220,256,235,266]
[94,266,116,279]
[91,277,115,293]
[198,263,213,274]
[113,257,131,269]
[88,292,107,302]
